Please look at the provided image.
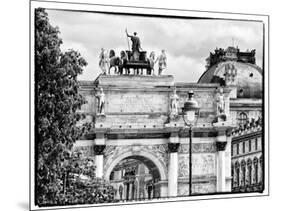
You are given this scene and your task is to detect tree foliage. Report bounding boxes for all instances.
[35,8,113,206]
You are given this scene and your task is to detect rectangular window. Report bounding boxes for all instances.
[249,140,251,152]
[242,142,245,153]
[237,143,239,155]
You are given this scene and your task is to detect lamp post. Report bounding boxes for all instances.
[181,91,200,196]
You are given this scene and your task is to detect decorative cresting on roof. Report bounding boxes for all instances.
[205,46,256,70]
[231,118,262,137]
[198,47,263,99]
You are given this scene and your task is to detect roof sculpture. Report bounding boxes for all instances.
[198,46,263,99]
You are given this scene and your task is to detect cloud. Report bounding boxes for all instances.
[47,9,264,82]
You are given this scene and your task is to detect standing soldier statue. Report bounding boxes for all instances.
[96,87,105,115]
[158,49,167,75]
[215,87,227,122]
[126,29,142,61]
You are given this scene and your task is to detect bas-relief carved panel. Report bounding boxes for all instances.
[105,93,168,113]
[178,182,216,196]
[103,144,169,175]
[178,153,216,178]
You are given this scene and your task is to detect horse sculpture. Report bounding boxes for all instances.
[119,50,129,75]
[109,49,122,75]
[104,49,153,75]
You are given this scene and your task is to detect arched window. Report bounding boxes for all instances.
[259,156,263,184]
[110,171,115,180]
[241,160,246,187]
[253,157,258,184]
[238,112,248,126]
[247,159,252,185]
[235,161,240,187]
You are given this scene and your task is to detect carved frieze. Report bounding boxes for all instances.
[178,143,216,154]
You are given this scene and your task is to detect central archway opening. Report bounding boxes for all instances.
[109,155,161,201]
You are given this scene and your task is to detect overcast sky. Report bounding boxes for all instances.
[47,9,263,82]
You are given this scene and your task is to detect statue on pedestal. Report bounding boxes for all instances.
[170,89,179,116]
[217,88,225,116]
[98,48,109,75]
[158,50,167,75]
[96,87,105,115]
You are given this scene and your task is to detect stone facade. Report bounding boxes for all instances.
[75,75,233,200]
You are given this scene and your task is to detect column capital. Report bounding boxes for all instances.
[168,143,180,153]
[216,141,227,151]
[93,144,106,155]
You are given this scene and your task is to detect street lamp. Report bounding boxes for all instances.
[182,91,200,196]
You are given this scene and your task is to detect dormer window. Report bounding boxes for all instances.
[238,112,248,126]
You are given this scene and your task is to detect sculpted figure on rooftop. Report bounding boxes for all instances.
[158,50,167,75]
[98,48,109,75]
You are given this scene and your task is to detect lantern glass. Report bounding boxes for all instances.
[186,110,195,122]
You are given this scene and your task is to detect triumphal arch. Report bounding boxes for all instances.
[74,74,234,200]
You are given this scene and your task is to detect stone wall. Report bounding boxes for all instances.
[79,75,234,128]
[76,75,233,197]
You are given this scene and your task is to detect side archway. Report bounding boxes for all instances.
[104,150,167,182]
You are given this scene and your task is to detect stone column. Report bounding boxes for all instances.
[123,183,127,200]
[129,182,133,200]
[93,145,106,178]
[126,183,130,200]
[168,142,180,197]
[216,141,227,192]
